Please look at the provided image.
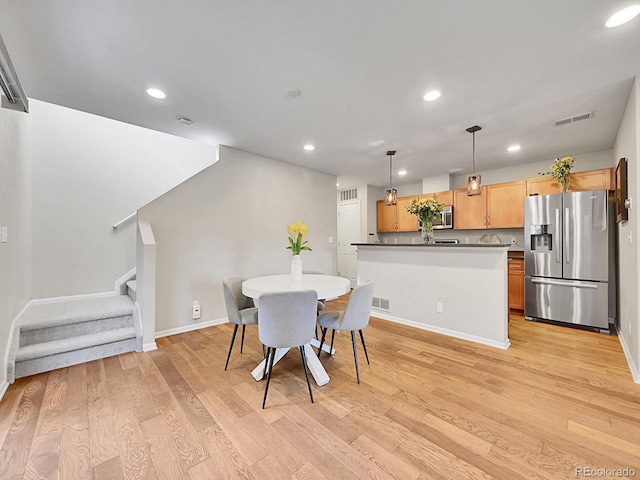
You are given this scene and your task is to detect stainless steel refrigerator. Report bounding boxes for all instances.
[524,190,616,331]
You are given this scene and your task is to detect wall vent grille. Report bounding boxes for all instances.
[553,111,594,127]
[340,188,358,202]
[372,297,390,311]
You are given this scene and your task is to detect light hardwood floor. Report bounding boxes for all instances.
[1,296,639,479]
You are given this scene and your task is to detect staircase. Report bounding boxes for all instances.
[7,288,142,382]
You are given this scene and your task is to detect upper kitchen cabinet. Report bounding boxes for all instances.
[421,190,454,206]
[526,168,614,196]
[454,180,525,229]
[453,189,486,229]
[486,180,526,228]
[376,195,419,232]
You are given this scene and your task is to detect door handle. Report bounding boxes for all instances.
[531,278,598,289]
[564,208,570,264]
[555,208,560,263]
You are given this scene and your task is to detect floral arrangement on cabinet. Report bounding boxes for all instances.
[540,156,575,192]
[406,197,444,244]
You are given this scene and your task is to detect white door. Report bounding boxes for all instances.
[337,200,361,288]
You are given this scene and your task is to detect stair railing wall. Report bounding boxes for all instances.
[136,220,157,351]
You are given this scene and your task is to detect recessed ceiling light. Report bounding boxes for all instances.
[398,170,407,176]
[606,5,640,27]
[177,116,193,125]
[423,90,441,102]
[303,144,315,151]
[336,183,340,187]
[507,145,521,152]
[146,88,166,99]
[287,89,302,98]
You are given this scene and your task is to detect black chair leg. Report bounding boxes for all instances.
[359,330,370,364]
[317,327,328,358]
[329,330,336,356]
[240,325,246,353]
[351,331,360,383]
[262,347,277,409]
[299,346,314,404]
[224,324,239,370]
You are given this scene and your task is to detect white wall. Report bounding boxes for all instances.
[0,105,32,392]
[138,146,338,334]
[614,78,639,382]
[29,100,218,298]
[357,245,509,349]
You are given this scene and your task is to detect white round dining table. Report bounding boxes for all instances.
[242,274,351,300]
[242,274,351,386]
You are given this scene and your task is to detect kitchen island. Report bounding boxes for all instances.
[353,243,510,349]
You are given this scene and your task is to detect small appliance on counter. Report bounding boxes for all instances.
[524,190,616,332]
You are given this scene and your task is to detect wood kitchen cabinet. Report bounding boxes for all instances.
[376,195,419,232]
[526,168,614,196]
[453,180,525,229]
[508,257,525,311]
[421,190,454,206]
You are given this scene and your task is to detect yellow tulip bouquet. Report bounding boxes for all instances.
[286,221,312,255]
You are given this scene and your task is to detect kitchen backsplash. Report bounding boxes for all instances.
[374,228,525,250]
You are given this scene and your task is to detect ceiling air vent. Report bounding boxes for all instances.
[553,112,594,127]
[340,188,358,202]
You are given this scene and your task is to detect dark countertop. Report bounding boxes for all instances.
[352,243,510,248]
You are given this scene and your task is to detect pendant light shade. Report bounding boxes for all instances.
[466,125,482,196]
[384,150,397,206]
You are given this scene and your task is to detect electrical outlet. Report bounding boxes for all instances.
[511,236,517,246]
[436,302,443,313]
[192,301,201,320]
[464,237,470,244]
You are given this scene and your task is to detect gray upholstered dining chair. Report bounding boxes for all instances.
[222,276,259,370]
[258,290,318,408]
[316,280,375,383]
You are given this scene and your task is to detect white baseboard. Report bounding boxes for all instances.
[155,317,228,340]
[618,331,640,384]
[29,291,116,306]
[142,342,158,352]
[371,309,511,350]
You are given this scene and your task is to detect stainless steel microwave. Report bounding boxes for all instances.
[418,205,454,229]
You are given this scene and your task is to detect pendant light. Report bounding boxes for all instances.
[466,125,482,196]
[384,150,397,206]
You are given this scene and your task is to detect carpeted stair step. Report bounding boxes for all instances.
[16,327,137,362]
[9,295,141,381]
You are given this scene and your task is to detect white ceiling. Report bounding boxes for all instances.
[1,1,639,188]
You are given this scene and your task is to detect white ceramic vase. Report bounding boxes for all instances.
[291,255,303,282]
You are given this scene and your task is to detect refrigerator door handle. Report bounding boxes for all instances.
[555,208,560,263]
[564,207,571,264]
[531,278,598,289]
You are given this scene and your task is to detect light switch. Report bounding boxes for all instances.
[0,226,7,243]
[328,236,334,243]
